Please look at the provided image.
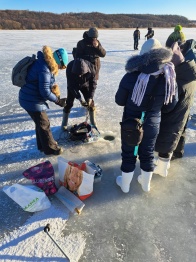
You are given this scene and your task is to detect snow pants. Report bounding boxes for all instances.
[64,81,97,113]
[27,111,59,154]
[121,111,161,173]
[134,37,139,50]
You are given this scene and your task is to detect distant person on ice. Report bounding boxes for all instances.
[165,24,186,48]
[19,46,68,155]
[62,27,106,128]
[115,38,178,193]
[145,27,154,40]
[154,40,196,176]
[133,27,140,50]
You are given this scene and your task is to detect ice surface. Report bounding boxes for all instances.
[0,28,195,261]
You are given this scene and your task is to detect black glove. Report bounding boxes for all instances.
[55,98,66,107]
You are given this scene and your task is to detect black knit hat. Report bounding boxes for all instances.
[87,27,98,38]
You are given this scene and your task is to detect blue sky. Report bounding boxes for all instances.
[0,0,195,20]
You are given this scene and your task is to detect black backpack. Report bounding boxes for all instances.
[69,122,92,142]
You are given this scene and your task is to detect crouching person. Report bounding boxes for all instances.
[19,46,68,155]
[61,58,97,130]
[115,39,178,193]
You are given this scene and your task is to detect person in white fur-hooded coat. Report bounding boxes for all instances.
[115,38,178,193]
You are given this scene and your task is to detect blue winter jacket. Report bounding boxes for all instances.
[19,51,58,112]
[115,48,178,120]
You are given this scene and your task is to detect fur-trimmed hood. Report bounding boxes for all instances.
[125,48,173,74]
[42,46,59,76]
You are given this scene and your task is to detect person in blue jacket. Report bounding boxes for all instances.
[19,46,68,155]
[115,39,178,193]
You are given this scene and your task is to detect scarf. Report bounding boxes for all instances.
[131,62,176,106]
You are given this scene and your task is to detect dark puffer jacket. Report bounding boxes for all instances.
[19,51,58,112]
[145,28,154,40]
[115,47,178,172]
[66,59,96,100]
[76,37,106,80]
[116,48,178,120]
[155,59,196,154]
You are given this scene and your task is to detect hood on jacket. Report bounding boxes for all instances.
[42,46,59,76]
[125,47,173,74]
[72,58,91,75]
[174,24,182,32]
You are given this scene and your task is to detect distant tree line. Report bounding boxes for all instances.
[0,10,195,30]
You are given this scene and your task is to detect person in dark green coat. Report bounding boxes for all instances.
[165,24,186,47]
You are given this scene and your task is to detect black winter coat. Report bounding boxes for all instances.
[66,59,96,100]
[76,37,106,80]
[155,59,196,153]
[115,48,178,120]
[115,47,178,173]
[145,29,154,40]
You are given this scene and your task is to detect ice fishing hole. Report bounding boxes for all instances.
[103,135,115,141]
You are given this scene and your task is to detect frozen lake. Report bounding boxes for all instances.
[0,28,196,261]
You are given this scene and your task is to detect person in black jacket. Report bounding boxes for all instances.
[73,28,106,126]
[76,27,106,80]
[115,39,178,193]
[145,27,154,40]
[61,58,96,130]
[173,39,196,158]
[133,27,140,50]
[154,41,196,176]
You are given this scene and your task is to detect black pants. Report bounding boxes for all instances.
[27,111,59,154]
[64,84,96,113]
[134,38,139,50]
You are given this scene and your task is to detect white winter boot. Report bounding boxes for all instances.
[116,171,134,193]
[137,169,153,192]
[153,157,171,177]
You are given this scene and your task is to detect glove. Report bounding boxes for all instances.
[171,42,185,66]
[55,98,66,107]
[78,98,88,107]
[87,98,93,107]
[92,39,99,48]
[51,84,60,98]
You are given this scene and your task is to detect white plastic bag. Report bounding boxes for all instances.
[3,184,51,212]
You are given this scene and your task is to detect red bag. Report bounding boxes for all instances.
[23,161,57,196]
[58,157,95,201]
